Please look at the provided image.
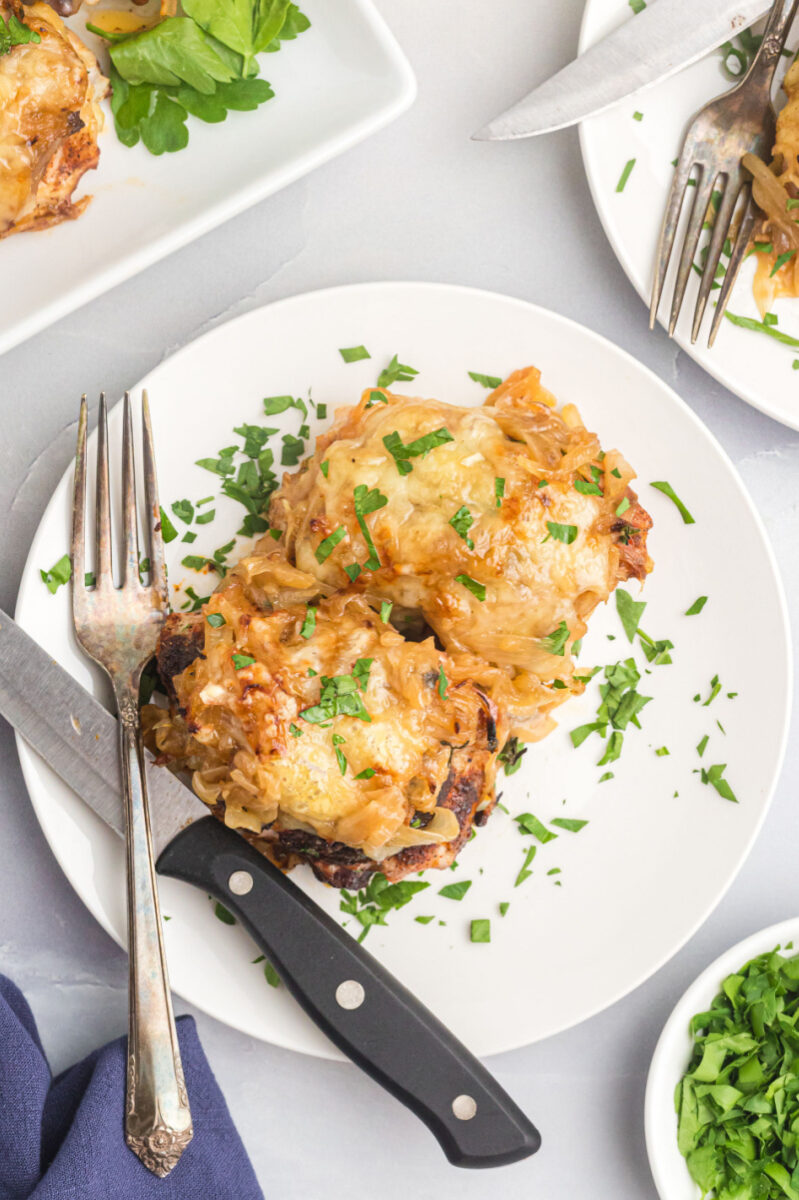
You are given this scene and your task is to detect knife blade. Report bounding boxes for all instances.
[0,609,541,1168]
[472,0,769,141]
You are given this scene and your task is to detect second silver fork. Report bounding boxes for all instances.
[650,0,799,347]
[72,392,192,1177]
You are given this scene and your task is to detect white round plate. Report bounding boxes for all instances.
[15,282,791,1060]
[646,917,799,1199]
[580,3,799,431]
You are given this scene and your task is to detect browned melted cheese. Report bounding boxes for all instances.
[271,367,652,736]
[0,1,109,238]
[149,556,510,862]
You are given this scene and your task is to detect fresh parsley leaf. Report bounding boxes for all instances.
[110,18,237,91]
[263,960,280,988]
[551,818,588,833]
[616,157,636,192]
[206,613,226,628]
[300,663,373,725]
[539,619,569,656]
[575,477,603,496]
[470,919,491,943]
[415,915,434,925]
[686,596,708,616]
[772,250,797,277]
[315,526,347,563]
[514,846,536,887]
[40,554,71,595]
[382,427,454,475]
[263,395,294,415]
[455,573,486,601]
[354,767,375,780]
[499,902,510,917]
[545,521,578,544]
[449,505,474,549]
[377,354,418,389]
[515,813,557,843]
[437,666,448,700]
[214,900,236,924]
[339,345,370,363]
[468,371,502,389]
[379,601,393,624]
[353,484,388,570]
[0,13,41,54]
[365,390,388,410]
[495,477,505,507]
[172,498,194,525]
[181,586,211,611]
[616,587,646,642]
[650,480,695,524]
[438,880,472,901]
[232,653,256,670]
[300,605,316,639]
[700,763,738,803]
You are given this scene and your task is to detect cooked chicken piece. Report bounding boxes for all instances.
[0,0,109,238]
[270,367,652,738]
[146,553,526,888]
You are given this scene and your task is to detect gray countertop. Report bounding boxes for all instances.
[2,1,798,1195]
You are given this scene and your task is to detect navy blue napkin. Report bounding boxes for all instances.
[0,976,263,1200]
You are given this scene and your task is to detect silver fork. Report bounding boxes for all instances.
[650,0,799,348]
[72,392,193,1177]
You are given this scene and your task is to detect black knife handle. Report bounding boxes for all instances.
[157,817,540,1168]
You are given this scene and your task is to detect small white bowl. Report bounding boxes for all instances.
[645,917,799,1200]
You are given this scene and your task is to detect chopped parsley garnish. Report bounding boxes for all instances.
[213,901,236,925]
[339,345,370,363]
[499,902,510,917]
[455,573,486,601]
[195,509,215,525]
[725,310,799,350]
[515,813,557,843]
[539,620,569,656]
[232,653,256,670]
[0,13,40,54]
[353,484,388,570]
[262,395,295,415]
[340,873,429,941]
[344,563,361,582]
[206,613,226,628]
[300,659,373,724]
[495,477,505,507]
[379,601,393,624]
[615,496,631,517]
[598,731,624,764]
[629,0,646,12]
[571,657,651,763]
[41,554,71,594]
[616,158,637,192]
[655,746,670,757]
[699,763,738,803]
[616,587,646,642]
[315,525,347,563]
[438,880,472,901]
[289,723,303,737]
[514,846,536,887]
[650,480,695,524]
[702,674,722,706]
[470,919,491,943]
[281,434,305,467]
[181,586,210,612]
[382,427,454,476]
[498,737,527,776]
[354,767,375,780]
[377,354,419,389]
[697,735,709,757]
[449,505,475,549]
[437,666,448,700]
[686,596,708,616]
[575,476,603,497]
[172,499,194,524]
[468,371,502,389]
[300,605,316,639]
[333,740,348,775]
[772,250,797,277]
[544,520,578,544]
[551,818,588,833]
[320,460,330,478]
[196,447,237,476]
[599,771,614,783]
[159,506,178,543]
[365,389,388,409]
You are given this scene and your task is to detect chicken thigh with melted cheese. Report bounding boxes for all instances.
[147,553,525,889]
[0,0,108,238]
[270,367,652,738]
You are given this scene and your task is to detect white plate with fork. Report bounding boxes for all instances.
[580,1,799,431]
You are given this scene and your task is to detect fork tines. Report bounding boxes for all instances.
[72,392,167,607]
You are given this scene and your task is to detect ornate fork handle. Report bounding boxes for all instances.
[117,678,193,1176]
[749,0,799,83]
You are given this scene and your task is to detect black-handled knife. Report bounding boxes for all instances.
[0,609,540,1168]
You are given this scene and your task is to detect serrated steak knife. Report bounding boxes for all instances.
[473,0,769,140]
[0,608,540,1168]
